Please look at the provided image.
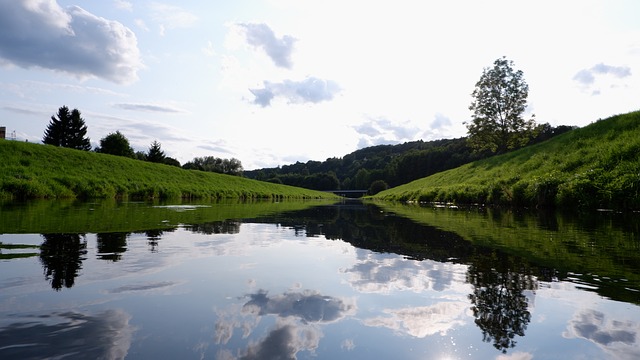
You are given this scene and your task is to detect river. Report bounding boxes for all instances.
[1,199,639,359]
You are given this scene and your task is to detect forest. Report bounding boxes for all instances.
[244,123,573,194]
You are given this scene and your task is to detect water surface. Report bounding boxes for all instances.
[1,200,639,359]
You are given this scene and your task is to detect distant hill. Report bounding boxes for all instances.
[0,140,338,200]
[374,110,640,210]
[245,124,572,193]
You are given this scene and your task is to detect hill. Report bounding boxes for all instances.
[245,124,571,193]
[373,110,640,210]
[0,140,338,200]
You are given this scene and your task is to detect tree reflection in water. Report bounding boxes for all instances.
[466,250,537,353]
[96,232,128,261]
[39,233,87,291]
[145,229,165,252]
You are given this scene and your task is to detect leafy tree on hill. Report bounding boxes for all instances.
[183,156,244,176]
[43,106,91,151]
[466,57,537,154]
[95,131,135,158]
[163,157,181,167]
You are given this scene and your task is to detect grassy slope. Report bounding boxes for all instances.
[0,141,339,200]
[374,110,640,209]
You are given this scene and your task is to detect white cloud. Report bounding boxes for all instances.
[114,0,133,11]
[0,1,143,84]
[249,77,340,107]
[353,117,423,149]
[134,19,150,32]
[237,23,296,69]
[113,103,188,113]
[202,41,216,57]
[148,2,197,34]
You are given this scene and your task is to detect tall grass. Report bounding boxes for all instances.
[374,110,640,210]
[0,141,339,200]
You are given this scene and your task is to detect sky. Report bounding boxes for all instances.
[0,0,639,170]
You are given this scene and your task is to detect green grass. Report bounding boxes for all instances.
[0,141,339,200]
[373,110,640,210]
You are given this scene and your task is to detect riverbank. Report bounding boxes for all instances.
[0,140,339,200]
[373,110,640,210]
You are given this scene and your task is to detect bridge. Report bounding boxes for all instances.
[326,189,369,198]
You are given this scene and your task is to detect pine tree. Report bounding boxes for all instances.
[43,106,91,150]
[146,140,166,163]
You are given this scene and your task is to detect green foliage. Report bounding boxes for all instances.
[95,131,135,158]
[368,180,388,195]
[375,110,640,210]
[146,140,165,163]
[183,156,243,176]
[163,157,181,167]
[43,106,91,151]
[0,140,339,200]
[466,57,536,154]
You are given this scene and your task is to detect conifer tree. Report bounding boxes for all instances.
[43,106,91,150]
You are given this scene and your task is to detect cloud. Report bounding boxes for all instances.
[353,117,422,149]
[237,23,296,69]
[2,106,49,117]
[564,309,640,359]
[0,310,134,359]
[113,103,187,113]
[432,113,452,129]
[573,63,632,85]
[249,77,340,107]
[0,1,143,84]
[197,141,234,155]
[114,0,133,11]
[148,2,197,35]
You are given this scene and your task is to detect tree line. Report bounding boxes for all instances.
[245,123,571,195]
[41,106,243,176]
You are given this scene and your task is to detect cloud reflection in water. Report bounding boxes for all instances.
[214,289,356,359]
[0,309,134,360]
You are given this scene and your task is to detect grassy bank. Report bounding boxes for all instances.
[373,110,640,210]
[0,141,339,200]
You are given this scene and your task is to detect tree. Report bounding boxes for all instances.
[183,156,244,176]
[43,106,91,150]
[146,140,166,163]
[163,157,181,167]
[368,180,389,195]
[95,131,134,158]
[466,57,536,154]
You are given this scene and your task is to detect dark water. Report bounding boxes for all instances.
[1,199,639,359]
